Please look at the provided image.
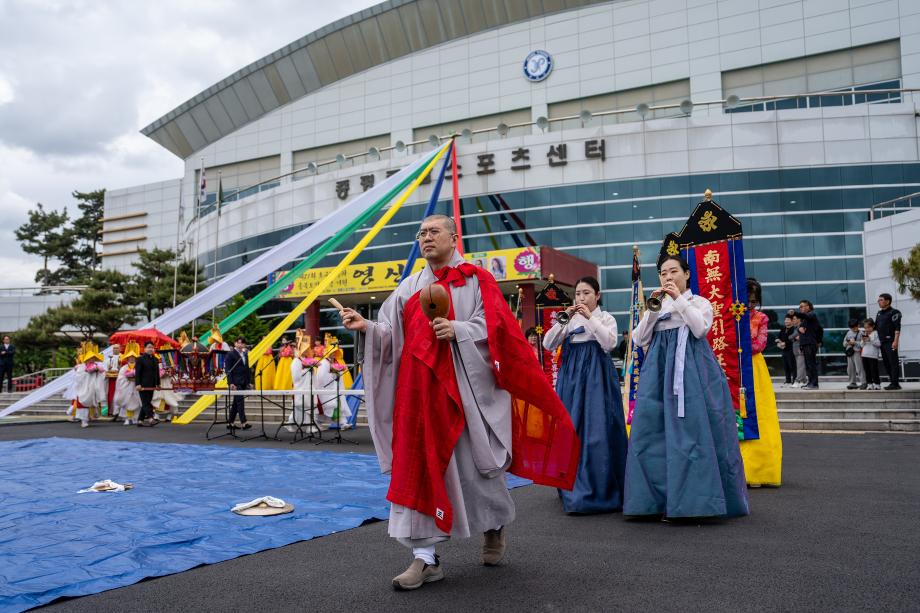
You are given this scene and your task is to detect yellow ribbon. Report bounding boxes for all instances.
[174,141,452,424]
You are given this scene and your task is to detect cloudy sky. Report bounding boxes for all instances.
[0,0,378,287]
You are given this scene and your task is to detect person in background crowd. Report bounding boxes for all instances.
[114,354,141,426]
[103,344,122,420]
[796,300,821,390]
[524,327,541,361]
[273,337,294,390]
[152,363,180,423]
[776,315,797,387]
[789,311,807,388]
[224,337,252,430]
[860,319,883,390]
[843,319,865,390]
[874,293,902,390]
[73,342,106,428]
[134,341,160,427]
[0,335,15,393]
[616,331,630,362]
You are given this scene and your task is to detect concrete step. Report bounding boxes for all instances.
[774,390,920,401]
[780,418,920,432]
[776,400,920,412]
[778,408,920,420]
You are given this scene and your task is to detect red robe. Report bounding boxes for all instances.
[387,263,580,533]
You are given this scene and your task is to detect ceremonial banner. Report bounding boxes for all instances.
[535,281,571,389]
[624,249,645,427]
[278,246,542,298]
[658,197,758,440]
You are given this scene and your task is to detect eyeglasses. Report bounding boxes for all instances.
[416,228,444,240]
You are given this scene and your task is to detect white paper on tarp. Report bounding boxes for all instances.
[1,148,439,418]
[231,495,287,513]
[77,479,128,493]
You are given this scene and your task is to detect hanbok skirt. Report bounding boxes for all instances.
[255,354,276,391]
[624,327,749,518]
[739,353,783,486]
[555,338,628,513]
[273,357,293,390]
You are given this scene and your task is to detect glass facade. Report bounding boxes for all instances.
[198,162,920,373]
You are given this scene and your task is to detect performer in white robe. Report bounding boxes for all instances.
[152,367,180,422]
[287,330,314,432]
[341,215,516,589]
[313,352,351,428]
[73,342,106,428]
[114,357,142,425]
[63,354,80,421]
[104,345,122,420]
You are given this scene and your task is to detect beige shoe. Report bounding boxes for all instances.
[392,557,443,591]
[481,527,506,566]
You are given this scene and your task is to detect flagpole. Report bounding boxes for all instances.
[211,171,222,324]
[171,177,183,309]
[193,158,205,337]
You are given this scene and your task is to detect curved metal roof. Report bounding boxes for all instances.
[141,0,610,159]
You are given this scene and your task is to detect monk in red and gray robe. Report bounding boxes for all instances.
[341,214,579,591]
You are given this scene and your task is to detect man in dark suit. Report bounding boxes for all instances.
[0,335,14,393]
[875,293,903,390]
[796,300,821,389]
[134,341,161,426]
[224,336,252,429]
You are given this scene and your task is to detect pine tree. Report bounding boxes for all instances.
[891,243,920,300]
[61,189,106,284]
[129,248,204,321]
[220,294,270,345]
[53,270,141,340]
[14,203,73,285]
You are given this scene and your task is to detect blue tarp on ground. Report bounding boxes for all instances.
[0,438,528,611]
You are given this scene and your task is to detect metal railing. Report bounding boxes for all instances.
[8,368,71,392]
[870,191,920,220]
[189,87,920,222]
[0,286,88,297]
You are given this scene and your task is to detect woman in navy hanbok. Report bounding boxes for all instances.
[544,277,628,513]
[623,256,748,519]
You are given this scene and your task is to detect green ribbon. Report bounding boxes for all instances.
[200,159,430,345]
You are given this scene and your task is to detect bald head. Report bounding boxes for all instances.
[422,214,456,234]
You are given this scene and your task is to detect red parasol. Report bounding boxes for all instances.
[109,329,180,350]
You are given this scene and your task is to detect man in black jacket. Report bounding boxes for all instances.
[0,335,14,393]
[134,341,161,426]
[224,337,252,429]
[797,300,821,389]
[875,293,902,390]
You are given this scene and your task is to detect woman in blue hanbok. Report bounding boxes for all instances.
[623,256,749,519]
[544,277,628,514]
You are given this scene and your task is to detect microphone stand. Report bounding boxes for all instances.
[290,366,321,444]
[240,357,273,443]
[317,370,357,445]
[209,351,244,441]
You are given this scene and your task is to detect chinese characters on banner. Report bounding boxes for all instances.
[541,307,565,388]
[624,282,645,426]
[692,241,744,415]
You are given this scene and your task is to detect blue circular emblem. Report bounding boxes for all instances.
[523,50,553,82]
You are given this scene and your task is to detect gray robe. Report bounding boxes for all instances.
[363,250,515,548]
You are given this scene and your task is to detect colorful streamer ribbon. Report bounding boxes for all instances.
[174,141,453,424]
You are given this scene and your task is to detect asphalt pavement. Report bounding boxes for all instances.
[2,421,916,612]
